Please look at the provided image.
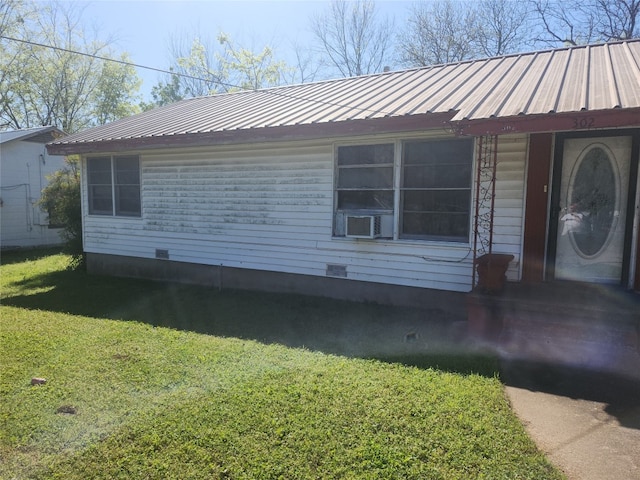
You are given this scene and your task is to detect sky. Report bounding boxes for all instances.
[72,0,412,100]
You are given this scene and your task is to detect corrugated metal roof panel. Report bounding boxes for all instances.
[556,47,589,112]
[494,52,549,117]
[50,40,640,150]
[611,42,640,107]
[521,50,561,114]
[409,62,483,115]
[373,67,441,116]
[591,43,620,109]
[456,55,526,120]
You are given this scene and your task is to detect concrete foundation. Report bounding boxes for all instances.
[86,252,467,314]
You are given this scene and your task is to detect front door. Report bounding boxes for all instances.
[554,135,633,284]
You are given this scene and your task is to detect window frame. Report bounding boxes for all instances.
[333,137,474,243]
[333,142,396,238]
[399,138,474,242]
[86,155,141,218]
[335,142,395,214]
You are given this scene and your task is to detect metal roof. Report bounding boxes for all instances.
[48,40,640,154]
[1,126,65,145]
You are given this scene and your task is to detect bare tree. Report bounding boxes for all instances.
[531,0,639,46]
[310,0,394,77]
[286,41,323,84]
[398,0,479,67]
[531,0,598,45]
[594,0,639,40]
[476,0,531,57]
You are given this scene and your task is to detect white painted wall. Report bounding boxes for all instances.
[81,132,528,292]
[1,139,65,248]
[492,134,528,281]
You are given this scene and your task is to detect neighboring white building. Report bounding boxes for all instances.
[47,41,640,306]
[1,126,67,249]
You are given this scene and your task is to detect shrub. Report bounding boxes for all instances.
[39,155,83,267]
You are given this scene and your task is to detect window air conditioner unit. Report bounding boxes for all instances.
[345,215,381,239]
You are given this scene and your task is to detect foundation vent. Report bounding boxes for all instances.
[326,264,347,278]
[155,249,169,260]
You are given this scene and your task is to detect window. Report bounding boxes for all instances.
[336,144,394,211]
[87,155,141,216]
[334,138,473,242]
[401,139,473,241]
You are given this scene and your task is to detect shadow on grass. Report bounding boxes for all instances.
[1,265,500,377]
[500,359,640,430]
[5,258,638,424]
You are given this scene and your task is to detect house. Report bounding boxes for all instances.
[46,41,640,311]
[1,126,67,249]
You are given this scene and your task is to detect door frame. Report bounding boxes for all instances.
[522,133,553,283]
[546,129,640,287]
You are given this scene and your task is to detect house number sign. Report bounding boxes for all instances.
[571,116,596,129]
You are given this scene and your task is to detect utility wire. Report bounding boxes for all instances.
[0,34,395,117]
[1,35,228,88]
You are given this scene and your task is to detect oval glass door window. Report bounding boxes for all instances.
[568,145,618,258]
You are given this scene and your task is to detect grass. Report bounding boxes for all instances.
[0,249,564,479]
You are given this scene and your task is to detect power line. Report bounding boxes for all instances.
[0,35,230,88]
[0,34,394,117]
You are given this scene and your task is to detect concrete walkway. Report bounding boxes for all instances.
[506,385,640,480]
[501,362,640,480]
[468,282,640,479]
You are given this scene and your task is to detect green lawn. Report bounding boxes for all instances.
[0,249,564,479]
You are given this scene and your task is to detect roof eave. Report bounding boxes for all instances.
[1,126,66,145]
[46,107,640,156]
[46,112,457,156]
[453,108,640,136]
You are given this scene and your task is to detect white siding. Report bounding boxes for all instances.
[82,134,529,293]
[0,140,65,248]
[491,134,528,280]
